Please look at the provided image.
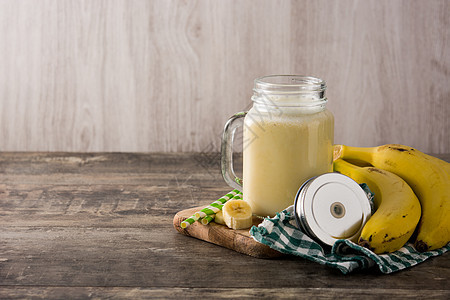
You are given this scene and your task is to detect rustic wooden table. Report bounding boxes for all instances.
[1,152,449,299]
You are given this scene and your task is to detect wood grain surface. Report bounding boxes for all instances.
[173,206,283,258]
[0,152,449,299]
[0,0,449,153]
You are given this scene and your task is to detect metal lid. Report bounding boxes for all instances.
[294,173,372,246]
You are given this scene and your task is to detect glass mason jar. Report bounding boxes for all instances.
[221,75,334,217]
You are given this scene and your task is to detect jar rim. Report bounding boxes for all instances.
[254,75,326,94]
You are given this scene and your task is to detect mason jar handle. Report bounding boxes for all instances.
[221,112,247,190]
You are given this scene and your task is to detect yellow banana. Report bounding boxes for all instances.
[334,159,421,254]
[222,199,253,230]
[426,154,450,175]
[334,144,450,252]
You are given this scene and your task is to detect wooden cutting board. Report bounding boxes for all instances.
[173,206,283,258]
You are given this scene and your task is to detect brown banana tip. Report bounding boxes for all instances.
[415,240,429,252]
[358,238,371,249]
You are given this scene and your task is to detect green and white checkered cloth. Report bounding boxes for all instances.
[250,205,450,274]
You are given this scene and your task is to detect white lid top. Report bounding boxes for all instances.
[295,173,372,246]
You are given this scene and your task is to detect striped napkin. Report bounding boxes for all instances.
[250,205,450,274]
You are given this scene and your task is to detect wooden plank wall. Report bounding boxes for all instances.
[0,0,448,153]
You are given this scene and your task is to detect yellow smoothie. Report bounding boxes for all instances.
[243,106,334,217]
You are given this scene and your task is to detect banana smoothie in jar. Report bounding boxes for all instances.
[221,75,334,217]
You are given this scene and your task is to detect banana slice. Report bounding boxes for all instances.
[222,199,253,230]
[214,210,225,225]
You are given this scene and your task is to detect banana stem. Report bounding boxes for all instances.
[333,159,382,211]
[333,145,375,164]
[333,158,360,175]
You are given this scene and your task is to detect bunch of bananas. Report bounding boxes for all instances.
[333,144,450,254]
